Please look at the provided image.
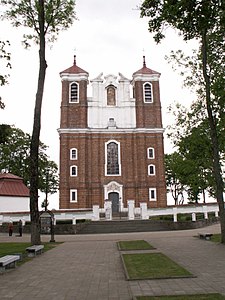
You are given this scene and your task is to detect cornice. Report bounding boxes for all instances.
[57,127,165,134]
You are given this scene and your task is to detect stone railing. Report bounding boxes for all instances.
[0,202,219,225]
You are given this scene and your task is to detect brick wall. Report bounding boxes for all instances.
[59,132,167,209]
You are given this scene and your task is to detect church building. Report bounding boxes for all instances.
[58,56,167,214]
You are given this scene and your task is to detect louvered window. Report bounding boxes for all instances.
[70,82,78,102]
[144,83,153,103]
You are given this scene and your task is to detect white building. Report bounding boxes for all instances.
[0,173,30,213]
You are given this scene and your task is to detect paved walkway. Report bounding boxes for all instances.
[0,224,224,300]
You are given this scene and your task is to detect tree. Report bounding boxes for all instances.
[0,125,59,196]
[0,40,11,109]
[165,152,185,205]
[167,103,224,203]
[1,0,76,244]
[141,0,225,243]
[0,124,11,144]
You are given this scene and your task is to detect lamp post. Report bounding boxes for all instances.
[119,197,121,220]
[44,168,49,211]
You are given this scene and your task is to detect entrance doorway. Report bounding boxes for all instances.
[109,192,119,214]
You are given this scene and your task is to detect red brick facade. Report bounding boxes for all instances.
[58,57,167,210]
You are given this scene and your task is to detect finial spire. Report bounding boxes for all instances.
[143,55,146,67]
[73,55,76,65]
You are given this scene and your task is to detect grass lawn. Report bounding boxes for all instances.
[135,294,225,300]
[117,240,154,251]
[211,234,221,243]
[0,242,60,264]
[122,253,192,280]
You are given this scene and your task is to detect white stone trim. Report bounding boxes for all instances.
[58,128,165,134]
[103,181,124,210]
[60,74,89,82]
[132,74,160,82]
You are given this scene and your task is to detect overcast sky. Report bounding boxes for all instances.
[0,0,198,208]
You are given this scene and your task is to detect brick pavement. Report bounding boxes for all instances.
[0,224,224,300]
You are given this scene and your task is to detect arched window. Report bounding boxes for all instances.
[147,147,155,159]
[70,165,77,177]
[148,164,155,176]
[106,85,116,106]
[144,82,153,103]
[70,82,79,103]
[105,141,121,175]
[70,148,77,160]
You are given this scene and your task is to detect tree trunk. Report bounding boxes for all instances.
[201,31,225,243]
[29,0,47,245]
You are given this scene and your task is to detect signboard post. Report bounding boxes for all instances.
[40,210,55,242]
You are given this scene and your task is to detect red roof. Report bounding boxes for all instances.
[133,56,160,76]
[60,55,88,75]
[0,173,30,197]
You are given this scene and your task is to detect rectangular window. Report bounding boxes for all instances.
[149,188,156,201]
[70,189,77,202]
[70,148,77,160]
[147,147,155,159]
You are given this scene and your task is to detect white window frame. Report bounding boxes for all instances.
[148,164,155,176]
[149,188,157,201]
[70,148,78,160]
[143,82,153,103]
[105,140,121,176]
[147,147,155,159]
[70,189,77,202]
[69,82,79,103]
[70,165,77,177]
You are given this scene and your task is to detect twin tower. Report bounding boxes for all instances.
[58,56,167,214]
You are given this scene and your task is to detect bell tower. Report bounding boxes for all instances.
[132,56,162,129]
[60,56,89,129]
[59,57,89,209]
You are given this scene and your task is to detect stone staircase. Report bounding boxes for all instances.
[77,219,172,234]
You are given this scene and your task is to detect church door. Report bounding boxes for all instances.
[109,192,119,214]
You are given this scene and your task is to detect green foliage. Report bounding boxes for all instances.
[0,40,11,109]
[1,0,77,47]
[165,152,185,205]
[0,124,11,144]
[140,0,223,42]
[166,102,224,202]
[56,220,72,225]
[0,40,11,85]
[0,124,59,194]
